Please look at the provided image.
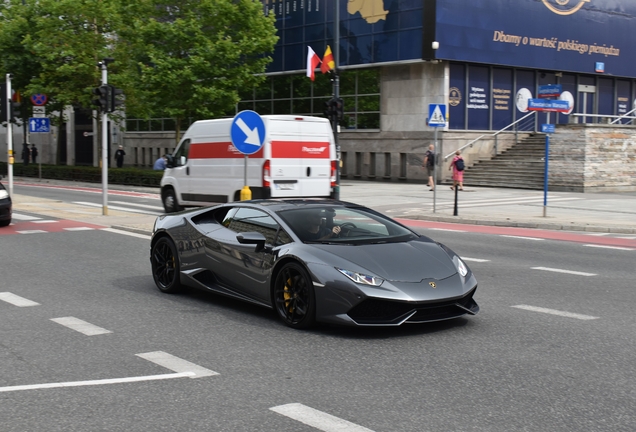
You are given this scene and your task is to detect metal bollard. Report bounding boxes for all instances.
[453,186,459,216]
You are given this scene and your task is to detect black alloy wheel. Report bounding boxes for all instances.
[162,188,182,213]
[151,237,181,293]
[273,262,316,329]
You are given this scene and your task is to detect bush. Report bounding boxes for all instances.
[0,162,163,187]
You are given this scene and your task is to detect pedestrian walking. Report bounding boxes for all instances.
[21,143,30,166]
[422,144,435,191]
[30,144,39,164]
[449,150,464,191]
[114,145,126,168]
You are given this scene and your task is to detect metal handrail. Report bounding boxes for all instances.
[444,112,537,160]
[610,108,636,124]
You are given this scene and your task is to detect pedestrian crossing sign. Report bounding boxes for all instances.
[428,104,446,127]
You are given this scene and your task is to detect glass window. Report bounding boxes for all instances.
[173,139,190,166]
[223,207,290,246]
[278,205,417,244]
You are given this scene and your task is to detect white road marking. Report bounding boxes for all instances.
[584,244,634,251]
[31,220,58,224]
[501,235,545,241]
[618,236,636,240]
[50,317,112,336]
[512,305,599,320]
[16,230,48,234]
[11,213,41,221]
[0,292,40,307]
[270,403,375,432]
[428,228,467,233]
[74,201,161,215]
[0,372,194,393]
[110,200,164,211]
[531,267,597,276]
[64,227,96,231]
[101,228,151,240]
[136,351,219,378]
[461,257,490,262]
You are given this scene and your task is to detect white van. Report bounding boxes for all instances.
[160,115,337,212]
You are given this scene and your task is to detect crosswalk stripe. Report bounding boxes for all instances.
[50,317,112,336]
[0,292,40,307]
[270,403,375,432]
[16,230,48,234]
[73,201,162,215]
[136,351,219,378]
[531,266,597,276]
[512,305,599,320]
[11,213,41,221]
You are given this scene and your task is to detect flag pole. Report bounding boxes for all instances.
[333,0,341,200]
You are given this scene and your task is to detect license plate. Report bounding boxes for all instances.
[276,183,296,190]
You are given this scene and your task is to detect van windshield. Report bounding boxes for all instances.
[277,206,418,244]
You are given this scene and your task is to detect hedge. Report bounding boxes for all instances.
[0,162,163,187]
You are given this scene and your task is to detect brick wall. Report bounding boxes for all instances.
[549,124,636,192]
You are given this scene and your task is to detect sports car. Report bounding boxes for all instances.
[150,199,479,328]
[0,181,12,227]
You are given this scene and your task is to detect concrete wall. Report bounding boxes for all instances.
[550,124,636,192]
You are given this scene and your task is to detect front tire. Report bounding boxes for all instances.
[273,263,316,329]
[162,188,182,213]
[151,237,181,293]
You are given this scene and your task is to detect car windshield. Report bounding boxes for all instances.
[277,206,418,244]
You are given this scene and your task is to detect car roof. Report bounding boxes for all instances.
[236,198,364,212]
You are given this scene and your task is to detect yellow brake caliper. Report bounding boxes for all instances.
[284,278,293,313]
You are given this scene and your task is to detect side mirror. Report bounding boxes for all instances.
[237,232,267,252]
[165,154,175,168]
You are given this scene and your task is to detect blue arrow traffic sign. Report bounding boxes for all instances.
[428,104,446,127]
[230,110,266,155]
[29,117,50,133]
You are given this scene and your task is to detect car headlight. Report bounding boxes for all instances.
[0,190,8,200]
[457,258,468,277]
[336,268,384,286]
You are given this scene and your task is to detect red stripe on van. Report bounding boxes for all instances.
[271,141,330,158]
[189,142,264,159]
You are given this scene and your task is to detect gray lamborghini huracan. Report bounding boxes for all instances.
[150,199,479,329]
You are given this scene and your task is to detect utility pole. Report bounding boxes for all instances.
[5,74,14,197]
[98,58,114,215]
[332,0,341,200]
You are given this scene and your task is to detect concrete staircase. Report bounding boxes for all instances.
[462,133,547,190]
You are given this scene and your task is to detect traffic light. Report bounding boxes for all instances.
[0,83,6,122]
[10,100,21,120]
[334,97,344,121]
[323,99,332,118]
[108,84,124,113]
[92,85,110,112]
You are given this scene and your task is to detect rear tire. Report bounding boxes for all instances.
[151,237,181,293]
[0,219,10,227]
[162,188,182,213]
[273,262,316,329]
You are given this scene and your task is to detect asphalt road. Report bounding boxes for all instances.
[1,196,635,431]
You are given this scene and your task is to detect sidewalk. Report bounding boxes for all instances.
[8,178,636,234]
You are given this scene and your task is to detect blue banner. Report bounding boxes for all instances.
[434,0,636,78]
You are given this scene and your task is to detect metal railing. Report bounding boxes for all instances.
[570,112,636,124]
[444,112,537,161]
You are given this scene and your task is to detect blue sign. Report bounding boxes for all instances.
[230,110,265,155]
[595,62,605,73]
[29,117,50,133]
[541,124,555,133]
[528,99,570,113]
[538,84,562,98]
[428,104,447,127]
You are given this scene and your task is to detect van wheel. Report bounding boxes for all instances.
[162,188,182,213]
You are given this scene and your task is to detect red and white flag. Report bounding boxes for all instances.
[306,46,321,81]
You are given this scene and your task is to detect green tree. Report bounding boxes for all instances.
[115,0,278,142]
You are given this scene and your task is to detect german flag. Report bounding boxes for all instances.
[320,45,335,74]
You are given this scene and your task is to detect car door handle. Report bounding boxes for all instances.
[186,167,190,176]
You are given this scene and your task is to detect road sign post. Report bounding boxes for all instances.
[428,104,446,214]
[230,110,266,201]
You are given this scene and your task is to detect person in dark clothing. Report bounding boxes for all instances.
[302,210,341,241]
[21,143,30,166]
[30,144,38,164]
[114,145,126,168]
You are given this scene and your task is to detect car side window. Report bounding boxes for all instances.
[223,208,290,246]
[173,139,190,166]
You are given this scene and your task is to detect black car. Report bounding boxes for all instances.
[150,199,479,329]
[0,181,12,227]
